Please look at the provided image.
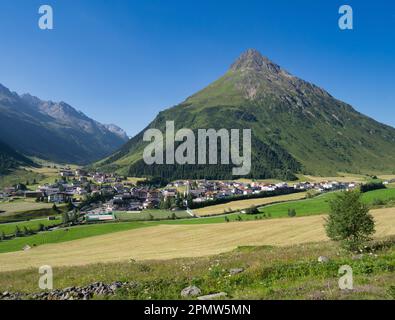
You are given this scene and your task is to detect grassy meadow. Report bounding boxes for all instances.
[0,207,394,272]
[115,209,191,221]
[0,217,61,236]
[1,187,394,254]
[0,237,394,300]
[0,221,149,254]
[194,192,307,216]
[0,198,66,223]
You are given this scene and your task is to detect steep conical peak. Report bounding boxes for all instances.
[230,49,281,74]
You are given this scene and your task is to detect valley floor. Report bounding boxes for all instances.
[0,207,394,273]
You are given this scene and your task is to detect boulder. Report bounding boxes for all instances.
[229,268,244,275]
[318,256,330,263]
[181,286,202,297]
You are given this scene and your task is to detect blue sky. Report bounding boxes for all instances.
[0,0,394,136]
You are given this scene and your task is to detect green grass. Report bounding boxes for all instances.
[361,188,395,205]
[0,198,54,214]
[0,221,150,254]
[1,188,394,254]
[0,217,61,237]
[1,238,394,300]
[0,206,66,223]
[0,169,45,189]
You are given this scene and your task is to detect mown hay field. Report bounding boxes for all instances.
[0,199,53,216]
[0,207,394,272]
[194,192,307,216]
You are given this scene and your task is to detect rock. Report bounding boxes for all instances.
[197,292,227,300]
[352,254,364,260]
[110,282,122,291]
[2,291,9,297]
[181,286,202,297]
[23,245,31,251]
[318,256,330,263]
[229,268,244,275]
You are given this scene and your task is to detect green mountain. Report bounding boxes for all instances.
[0,140,36,175]
[96,49,395,180]
[0,84,129,165]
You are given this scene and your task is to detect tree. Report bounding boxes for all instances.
[14,226,22,238]
[62,212,70,225]
[245,206,259,215]
[325,191,375,252]
[23,226,31,236]
[52,204,61,213]
[288,208,297,217]
[66,199,74,211]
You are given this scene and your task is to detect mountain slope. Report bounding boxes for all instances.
[0,140,36,175]
[0,84,129,164]
[96,49,395,179]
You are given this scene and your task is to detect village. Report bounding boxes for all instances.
[0,166,377,223]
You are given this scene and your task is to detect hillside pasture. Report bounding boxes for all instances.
[194,192,307,216]
[0,198,65,223]
[0,217,61,236]
[0,198,53,216]
[0,207,394,272]
[115,209,190,221]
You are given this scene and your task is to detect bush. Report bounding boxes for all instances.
[325,191,375,252]
[245,206,259,215]
[287,209,297,217]
[14,226,22,237]
[372,198,386,206]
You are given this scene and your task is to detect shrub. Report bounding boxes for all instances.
[287,209,297,217]
[14,226,22,238]
[372,198,386,206]
[325,191,375,252]
[245,206,259,215]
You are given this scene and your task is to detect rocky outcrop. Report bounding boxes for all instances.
[0,281,139,300]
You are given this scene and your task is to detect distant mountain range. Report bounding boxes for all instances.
[0,83,129,165]
[96,49,395,180]
[0,140,36,175]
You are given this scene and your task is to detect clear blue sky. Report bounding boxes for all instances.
[1,0,394,136]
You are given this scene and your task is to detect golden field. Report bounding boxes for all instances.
[194,192,307,216]
[0,207,394,272]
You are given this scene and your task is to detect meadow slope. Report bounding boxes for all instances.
[0,207,394,272]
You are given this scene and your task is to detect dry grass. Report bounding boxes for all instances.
[0,199,53,216]
[302,174,367,183]
[194,192,307,216]
[0,207,394,272]
[379,175,395,181]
